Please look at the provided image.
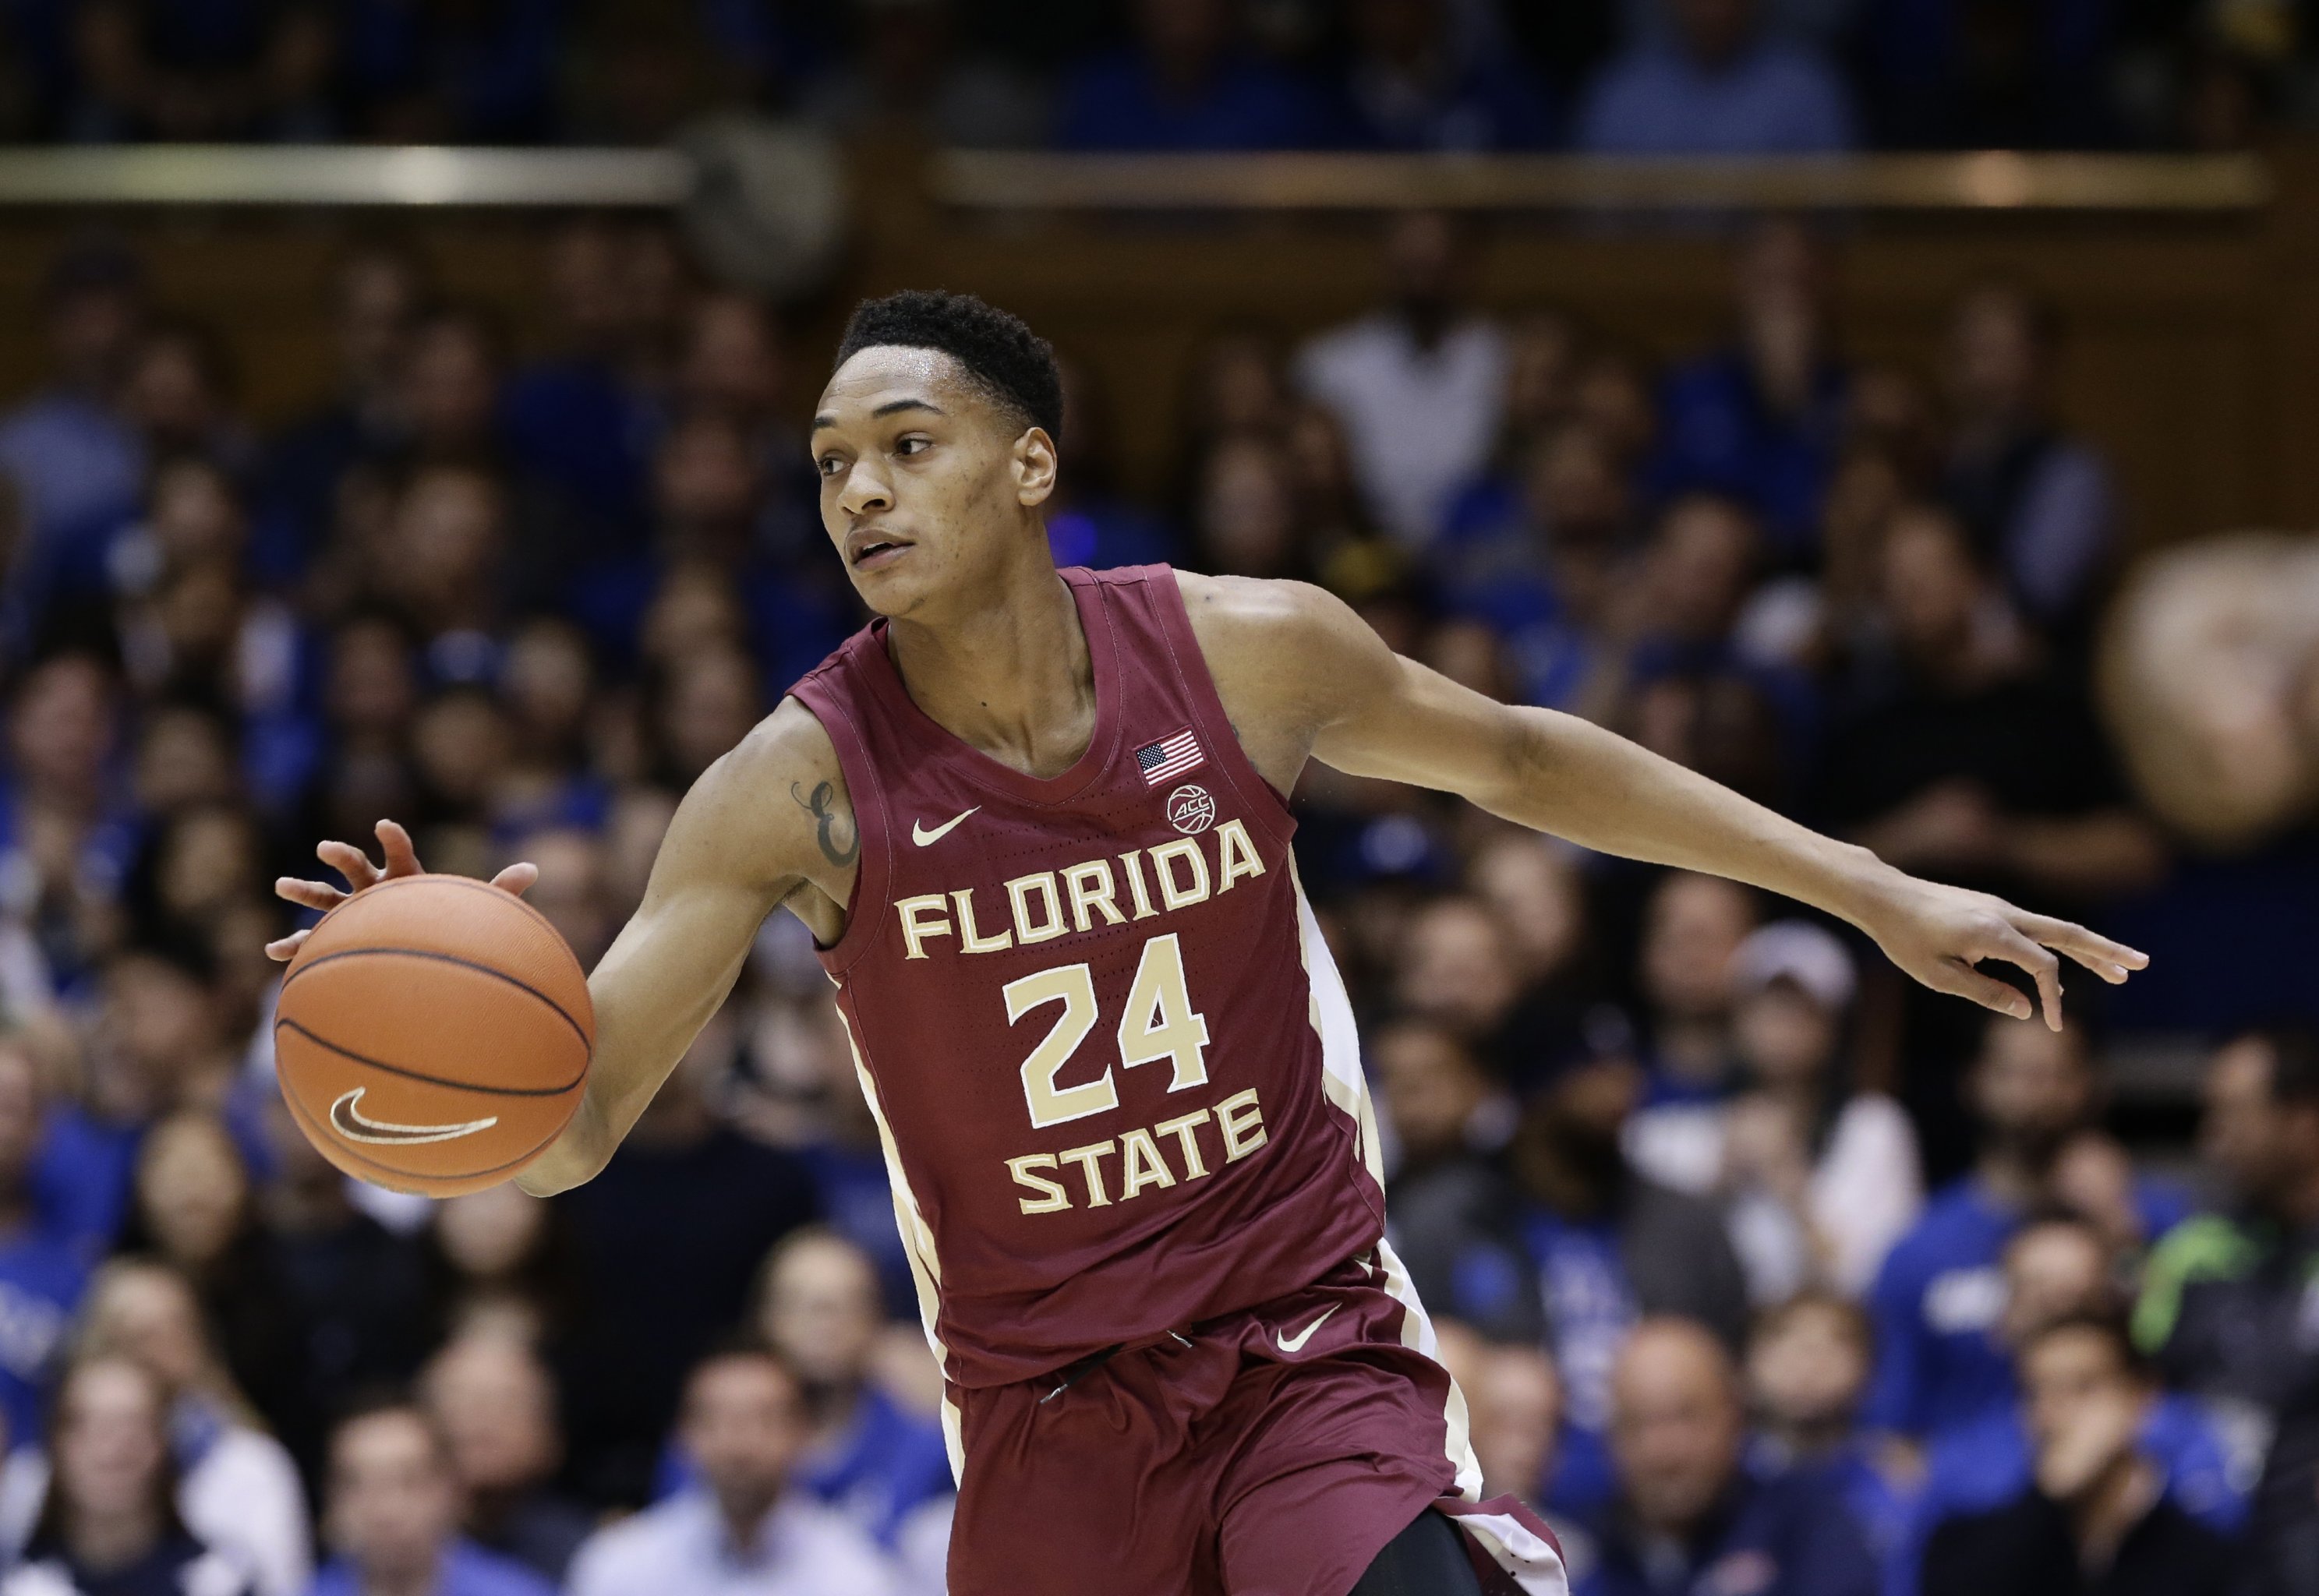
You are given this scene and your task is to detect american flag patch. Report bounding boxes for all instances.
[1134,727,1204,786]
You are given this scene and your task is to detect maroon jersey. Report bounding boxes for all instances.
[789,566,1388,1400]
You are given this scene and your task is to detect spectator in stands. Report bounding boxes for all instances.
[418,1334,592,1584]
[252,1095,426,1483]
[311,1399,553,1596]
[2,1355,252,1596]
[0,242,146,618]
[0,1036,86,1422]
[1622,873,1755,1197]
[1920,1317,2234,1596]
[1576,1317,1878,1596]
[121,1107,278,1326]
[1055,0,1331,151]
[1395,895,1524,1047]
[1745,1294,1906,1574]
[1467,1340,1563,1503]
[1331,0,1555,151]
[2136,1027,2319,1575]
[1645,219,1850,561]
[1865,1017,2176,1443]
[118,320,256,479]
[1919,1212,2242,1546]
[67,0,333,143]
[801,0,1052,148]
[500,219,685,546]
[1295,210,1508,548]
[565,1346,896,1596]
[1939,281,2119,641]
[1375,1017,1511,1191]
[1575,0,1856,154]
[257,243,427,588]
[557,1026,817,1505]
[1394,1006,1747,1517]
[72,1259,310,1596]
[1852,0,2112,150]
[337,0,564,142]
[418,1183,575,1352]
[753,1229,951,1550]
[1719,921,1921,1302]
[1434,421,1635,712]
[1816,503,2163,1169]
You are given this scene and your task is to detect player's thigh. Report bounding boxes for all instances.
[1349,1509,1487,1596]
[1214,1354,1465,1596]
[946,1351,1226,1596]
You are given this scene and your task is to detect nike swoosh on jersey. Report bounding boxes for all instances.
[328,1089,500,1146]
[912,807,981,846]
[1276,1305,1339,1353]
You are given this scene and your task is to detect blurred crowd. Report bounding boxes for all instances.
[0,200,2307,1596]
[0,0,2300,155]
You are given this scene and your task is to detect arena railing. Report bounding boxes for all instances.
[0,143,2268,216]
[925,150,2272,214]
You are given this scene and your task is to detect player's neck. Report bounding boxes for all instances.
[886,563,1095,781]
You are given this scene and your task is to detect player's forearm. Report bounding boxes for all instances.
[1481,708,1907,929]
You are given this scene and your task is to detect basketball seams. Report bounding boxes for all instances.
[274,1015,587,1097]
[282,946,592,1050]
[277,1068,568,1192]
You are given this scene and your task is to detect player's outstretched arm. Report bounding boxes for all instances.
[270,697,857,1195]
[1184,574,2148,1029]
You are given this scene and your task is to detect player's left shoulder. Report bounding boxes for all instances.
[1173,570,1383,687]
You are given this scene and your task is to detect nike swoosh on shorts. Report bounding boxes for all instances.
[1276,1305,1339,1353]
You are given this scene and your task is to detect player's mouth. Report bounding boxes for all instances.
[847,531,914,571]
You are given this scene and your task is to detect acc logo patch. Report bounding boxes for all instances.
[1166,784,1216,835]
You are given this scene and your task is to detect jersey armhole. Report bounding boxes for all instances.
[783,676,893,979]
[1129,564,1298,853]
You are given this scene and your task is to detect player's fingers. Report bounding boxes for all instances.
[490,861,539,898]
[316,838,380,891]
[2012,912,2148,983]
[375,818,423,878]
[274,877,346,913]
[1985,923,2065,1030]
[1925,955,2034,1022]
[263,929,310,962]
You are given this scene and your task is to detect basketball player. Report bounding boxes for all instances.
[273,292,2147,1596]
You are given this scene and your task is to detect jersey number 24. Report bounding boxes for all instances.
[1004,933,1211,1130]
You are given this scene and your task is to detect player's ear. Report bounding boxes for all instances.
[1013,427,1058,508]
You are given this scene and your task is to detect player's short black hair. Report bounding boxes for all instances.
[833,290,1064,444]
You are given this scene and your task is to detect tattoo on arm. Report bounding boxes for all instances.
[792,781,861,867]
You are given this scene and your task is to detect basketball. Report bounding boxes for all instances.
[274,874,593,1197]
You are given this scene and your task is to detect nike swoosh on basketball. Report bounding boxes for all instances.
[1276,1305,1338,1353]
[913,807,981,846]
[328,1089,500,1146]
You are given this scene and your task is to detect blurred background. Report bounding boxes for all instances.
[0,1,2309,1594]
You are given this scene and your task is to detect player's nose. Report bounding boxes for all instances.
[837,461,894,516]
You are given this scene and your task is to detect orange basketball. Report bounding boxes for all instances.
[274,874,592,1197]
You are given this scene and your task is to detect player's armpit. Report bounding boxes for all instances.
[516,698,855,1195]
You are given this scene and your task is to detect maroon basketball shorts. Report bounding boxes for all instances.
[947,1247,1523,1596]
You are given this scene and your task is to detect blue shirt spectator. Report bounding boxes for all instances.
[308,1540,553,1596]
[1057,0,1330,150]
[0,1223,86,1453]
[1867,1174,2185,1439]
[567,1491,896,1596]
[1646,351,1847,564]
[1575,1319,1878,1596]
[1578,0,1855,154]
[1578,1468,1882,1596]
[1918,1393,2244,1541]
[1333,0,1555,151]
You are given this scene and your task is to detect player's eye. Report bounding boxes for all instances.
[896,435,932,457]
[817,454,844,478]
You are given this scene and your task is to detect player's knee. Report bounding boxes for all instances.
[1347,1508,1485,1596]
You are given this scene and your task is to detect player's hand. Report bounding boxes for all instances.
[267,818,537,962]
[1853,867,2147,1031]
